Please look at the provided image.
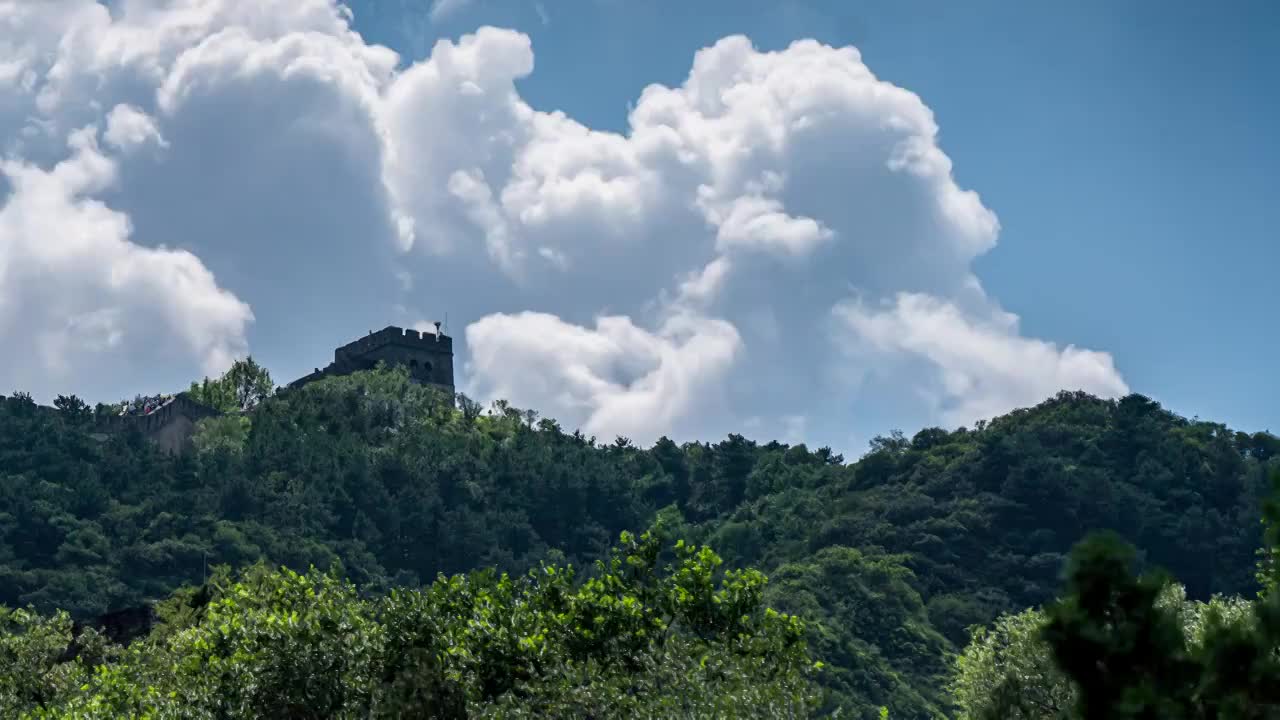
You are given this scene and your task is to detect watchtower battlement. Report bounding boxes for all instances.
[335,325,453,363]
[290,324,455,394]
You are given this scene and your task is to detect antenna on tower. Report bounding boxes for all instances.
[434,320,442,341]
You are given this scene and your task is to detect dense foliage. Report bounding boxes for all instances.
[0,531,818,718]
[951,473,1280,718]
[950,583,1255,718]
[2,365,1277,717]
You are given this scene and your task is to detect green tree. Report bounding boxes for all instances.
[956,471,1280,719]
[188,356,274,412]
[51,396,90,425]
[191,414,252,456]
[950,585,1253,719]
[3,532,817,719]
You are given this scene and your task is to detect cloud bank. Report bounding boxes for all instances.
[0,0,1127,450]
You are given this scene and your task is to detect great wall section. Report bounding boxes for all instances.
[4,325,455,455]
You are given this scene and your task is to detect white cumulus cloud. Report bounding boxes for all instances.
[0,125,251,397]
[0,0,395,400]
[466,311,742,441]
[834,293,1129,426]
[103,104,168,152]
[377,28,1119,443]
[0,1,1127,450]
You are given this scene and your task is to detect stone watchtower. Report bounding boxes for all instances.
[288,324,455,395]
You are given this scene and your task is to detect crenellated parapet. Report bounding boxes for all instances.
[289,324,456,395]
[334,325,453,363]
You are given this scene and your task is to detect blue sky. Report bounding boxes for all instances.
[1,0,1274,454]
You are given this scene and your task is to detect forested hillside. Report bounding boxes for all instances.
[2,366,1276,717]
